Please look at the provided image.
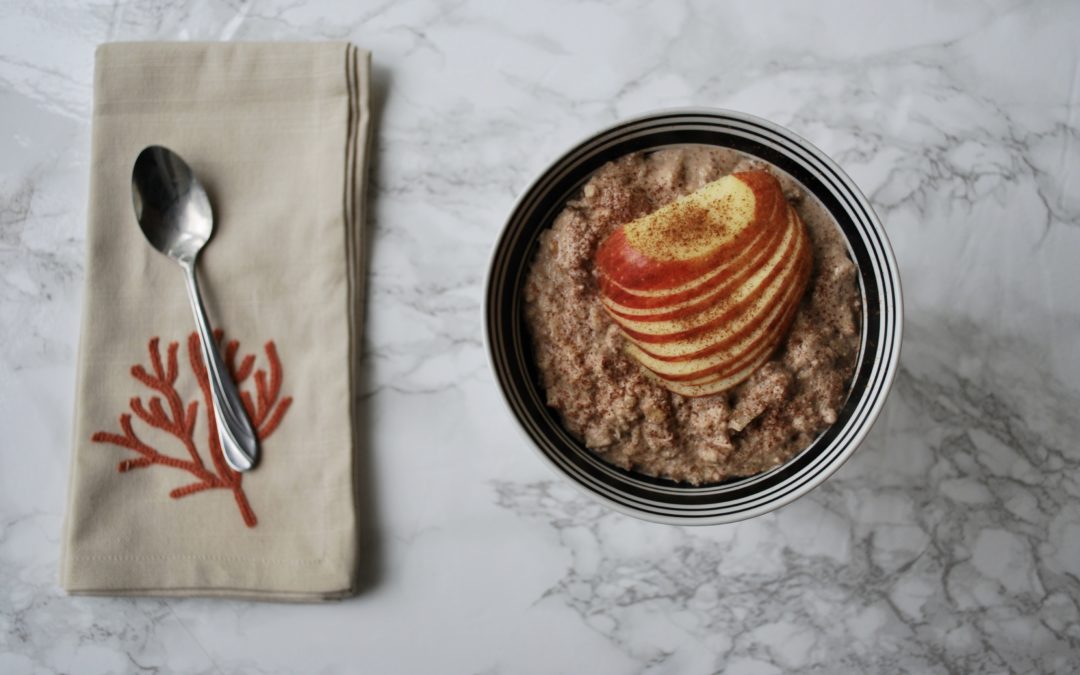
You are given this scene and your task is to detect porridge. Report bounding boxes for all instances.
[523,146,861,484]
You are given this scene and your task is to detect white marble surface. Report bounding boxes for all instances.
[2,0,1079,672]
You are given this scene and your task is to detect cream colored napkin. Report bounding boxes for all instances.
[61,42,371,600]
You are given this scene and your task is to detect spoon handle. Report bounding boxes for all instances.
[181,263,259,472]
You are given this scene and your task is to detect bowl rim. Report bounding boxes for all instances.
[484,106,903,525]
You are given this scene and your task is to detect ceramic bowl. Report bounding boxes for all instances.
[485,108,902,524]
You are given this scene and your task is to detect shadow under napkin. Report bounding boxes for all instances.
[350,61,391,597]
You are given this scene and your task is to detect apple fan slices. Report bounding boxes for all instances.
[595,171,812,397]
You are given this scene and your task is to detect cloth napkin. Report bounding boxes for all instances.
[61,42,371,600]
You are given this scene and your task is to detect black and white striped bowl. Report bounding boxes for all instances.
[485,109,902,525]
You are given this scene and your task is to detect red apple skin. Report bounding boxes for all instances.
[599,215,785,313]
[627,246,811,381]
[594,171,785,292]
[649,285,808,395]
[593,169,815,397]
[610,210,805,346]
[643,251,812,384]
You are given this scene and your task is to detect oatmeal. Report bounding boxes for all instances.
[523,146,861,484]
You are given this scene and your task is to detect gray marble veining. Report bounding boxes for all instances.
[1,0,1078,673]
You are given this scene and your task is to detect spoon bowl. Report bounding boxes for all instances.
[132,145,259,472]
[132,147,213,264]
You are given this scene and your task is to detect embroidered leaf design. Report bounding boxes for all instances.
[91,331,293,528]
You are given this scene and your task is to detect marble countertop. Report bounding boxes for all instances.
[3,0,1079,673]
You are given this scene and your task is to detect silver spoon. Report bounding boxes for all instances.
[131,145,258,472]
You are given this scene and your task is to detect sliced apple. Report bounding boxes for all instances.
[594,170,813,398]
[617,208,807,356]
[647,288,807,397]
[600,219,787,318]
[595,172,784,292]
[597,182,786,306]
[626,246,812,383]
[606,207,800,341]
[600,170,786,304]
[623,241,810,380]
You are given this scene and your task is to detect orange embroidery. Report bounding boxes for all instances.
[91,331,293,528]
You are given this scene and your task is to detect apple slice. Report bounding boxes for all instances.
[630,258,810,396]
[626,244,812,383]
[595,172,784,293]
[600,219,787,319]
[597,178,787,307]
[647,288,806,397]
[606,206,800,342]
[594,171,813,397]
[623,239,811,381]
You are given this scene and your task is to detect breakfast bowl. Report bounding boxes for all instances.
[484,108,902,525]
